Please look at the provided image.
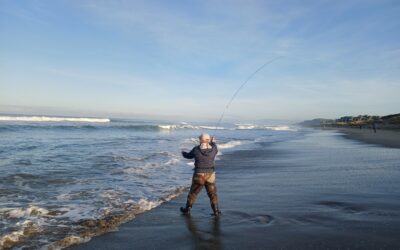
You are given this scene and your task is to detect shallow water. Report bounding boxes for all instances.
[215,129,400,249]
[70,128,400,250]
[0,116,299,249]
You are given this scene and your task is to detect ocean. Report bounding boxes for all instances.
[71,124,400,250]
[0,115,301,249]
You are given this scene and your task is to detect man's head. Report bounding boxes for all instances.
[199,133,211,143]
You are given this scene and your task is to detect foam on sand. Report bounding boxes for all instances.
[47,235,90,250]
[46,190,186,249]
[0,220,42,249]
[0,189,187,249]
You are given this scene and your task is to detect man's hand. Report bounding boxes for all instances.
[210,137,215,143]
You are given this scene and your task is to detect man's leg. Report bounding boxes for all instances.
[205,173,221,216]
[181,174,205,214]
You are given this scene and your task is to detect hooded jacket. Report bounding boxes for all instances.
[182,142,218,173]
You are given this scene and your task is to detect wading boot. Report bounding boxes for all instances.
[211,204,221,216]
[180,204,191,215]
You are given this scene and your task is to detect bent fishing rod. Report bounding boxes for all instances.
[212,56,283,139]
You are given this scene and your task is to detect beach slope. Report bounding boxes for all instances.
[71,131,400,250]
[334,127,400,148]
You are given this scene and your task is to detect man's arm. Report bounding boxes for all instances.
[182,148,195,159]
[210,137,218,153]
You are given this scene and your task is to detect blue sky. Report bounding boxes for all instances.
[1,0,399,121]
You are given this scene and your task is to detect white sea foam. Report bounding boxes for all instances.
[60,204,98,221]
[1,117,300,249]
[158,125,174,130]
[0,116,110,123]
[0,206,50,218]
[47,235,90,250]
[183,138,199,144]
[0,229,25,249]
[0,220,42,249]
[56,193,73,201]
[42,197,177,249]
[136,198,162,212]
[236,124,258,130]
[235,123,296,131]
[199,125,224,130]
[122,167,146,175]
[121,157,181,177]
[165,158,180,166]
[218,140,244,149]
[158,124,225,130]
[158,124,195,130]
[263,125,297,131]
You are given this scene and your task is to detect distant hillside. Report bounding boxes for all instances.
[299,113,400,128]
[297,118,334,127]
[381,113,400,124]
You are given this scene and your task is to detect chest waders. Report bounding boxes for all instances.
[180,172,221,216]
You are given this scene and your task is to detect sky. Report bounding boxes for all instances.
[0,0,399,121]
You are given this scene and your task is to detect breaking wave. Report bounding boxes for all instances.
[158,124,224,130]
[0,116,110,123]
[0,188,187,249]
[0,116,300,249]
[0,117,296,133]
[235,124,297,131]
[218,140,246,149]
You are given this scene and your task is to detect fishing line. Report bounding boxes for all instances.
[213,56,283,134]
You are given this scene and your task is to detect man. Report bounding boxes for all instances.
[181,133,221,216]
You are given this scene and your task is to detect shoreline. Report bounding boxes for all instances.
[322,127,400,149]
[70,131,400,250]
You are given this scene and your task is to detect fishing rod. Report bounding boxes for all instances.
[213,56,283,136]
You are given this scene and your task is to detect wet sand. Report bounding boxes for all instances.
[329,127,400,149]
[71,131,400,250]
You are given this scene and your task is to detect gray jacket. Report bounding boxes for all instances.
[182,142,218,173]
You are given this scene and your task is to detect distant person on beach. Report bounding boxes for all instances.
[373,123,377,133]
[181,133,221,216]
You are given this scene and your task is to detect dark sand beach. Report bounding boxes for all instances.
[333,127,400,149]
[71,130,400,250]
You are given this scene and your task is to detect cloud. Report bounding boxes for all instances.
[76,1,291,59]
[1,0,399,119]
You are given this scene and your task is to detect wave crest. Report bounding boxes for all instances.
[158,124,224,130]
[0,116,110,123]
[235,124,297,131]
[218,140,244,149]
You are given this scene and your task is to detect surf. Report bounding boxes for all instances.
[0,115,110,123]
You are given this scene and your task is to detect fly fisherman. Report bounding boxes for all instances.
[180,133,221,216]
